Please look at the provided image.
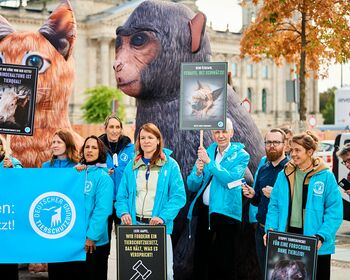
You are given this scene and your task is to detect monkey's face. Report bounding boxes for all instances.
[113,31,160,97]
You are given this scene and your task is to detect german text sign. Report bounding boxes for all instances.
[117,225,166,280]
[265,231,318,280]
[180,62,227,130]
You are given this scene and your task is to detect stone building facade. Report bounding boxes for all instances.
[0,0,320,130]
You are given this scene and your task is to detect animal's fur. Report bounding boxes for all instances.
[115,1,264,279]
[0,85,30,124]
[0,0,82,167]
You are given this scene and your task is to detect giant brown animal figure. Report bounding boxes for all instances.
[0,0,82,167]
[114,1,264,279]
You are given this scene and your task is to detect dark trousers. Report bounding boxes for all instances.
[316,254,331,280]
[0,264,18,280]
[86,243,110,280]
[48,261,85,280]
[193,204,241,280]
[255,224,266,279]
[107,202,121,252]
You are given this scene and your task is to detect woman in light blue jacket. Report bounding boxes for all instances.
[0,136,21,280]
[116,123,186,280]
[265,131,342,280]
[42,130,80,280]
[80,135,113,280]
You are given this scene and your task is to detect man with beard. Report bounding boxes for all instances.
[242,128,288,278]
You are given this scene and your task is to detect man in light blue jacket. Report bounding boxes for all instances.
[187,118,249,280]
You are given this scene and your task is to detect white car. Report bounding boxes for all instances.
[316,140,335,169]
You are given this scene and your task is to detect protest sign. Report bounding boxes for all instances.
[265,231,318,280]
[0,64,38,136]
[0,168,86,263]
[180,62,227,130]
[117,225,166,280]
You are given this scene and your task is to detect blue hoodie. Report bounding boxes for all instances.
[42,159,76,168]
[105,143,134,199]
[187,142,250,227]
[265,158,343,255]
[116,149,186,235]
[0,156,22,168]
[84,165,113,246]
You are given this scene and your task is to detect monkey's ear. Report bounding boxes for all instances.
[189,12,206,53]
[39,0,76,60]
[0,15,15,41]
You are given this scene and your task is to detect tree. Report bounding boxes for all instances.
[319,86,335,124]
[240,0,350,121]
[81,85,125,124]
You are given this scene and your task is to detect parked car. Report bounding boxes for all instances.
[316,140,335,169]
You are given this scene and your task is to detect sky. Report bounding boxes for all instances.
[196,0,350,93]
[1,0,348,92]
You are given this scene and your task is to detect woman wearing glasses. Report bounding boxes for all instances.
[264,131,342,280]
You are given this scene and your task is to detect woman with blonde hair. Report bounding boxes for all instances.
[265,130,342,279]
[116,123,186,280]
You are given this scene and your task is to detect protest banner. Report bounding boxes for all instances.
[265,231,318,280]
[0,64,38,136]
[0,168,86,263]
[180,62,227,130]
[117,225,166,280]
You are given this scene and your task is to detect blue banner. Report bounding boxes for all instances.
[0,168,86,263]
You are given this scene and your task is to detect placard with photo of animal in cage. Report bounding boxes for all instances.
[265,231,318,280]
[0,64,38,136]
[180,62,227,130]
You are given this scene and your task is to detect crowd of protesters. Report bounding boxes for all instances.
[1,114,349,280]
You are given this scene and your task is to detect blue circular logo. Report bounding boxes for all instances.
[218,121,224,128]
[29,192,76,239]
[25,127,31,133]
[120,153,128,162]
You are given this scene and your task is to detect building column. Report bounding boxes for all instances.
[99,37,110,85]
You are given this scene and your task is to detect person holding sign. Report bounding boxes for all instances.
[242,128,288,277]
[0,136,22,168]
[187,118,250,280]
[80,136,113,280]
[0,136,21,280]
[98,114,134,246]
[264,131,342,280]
[41,130,81,279]
[337,144,350,195]
[116,123,186,280]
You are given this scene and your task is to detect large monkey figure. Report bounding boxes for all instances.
[114,1,264,279]
[0,0,82,167]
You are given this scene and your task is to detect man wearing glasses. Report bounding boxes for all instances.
[337,144,350,195]
[242,128,288,278]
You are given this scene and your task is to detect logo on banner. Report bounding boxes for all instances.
[29,192,76,239]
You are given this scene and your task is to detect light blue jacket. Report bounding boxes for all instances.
[187,142,250,226]
[42,159,76,168]
[84,165,113,246]
[116,149,186,235]
[249,156,267,223]
[265,160,343,255]
[0,156,22,168]
[106,143,134,199]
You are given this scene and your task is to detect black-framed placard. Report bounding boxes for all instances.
[265,231,318,280]
[117,225,167,280]
[180,62,227,130]
[0,64,38,136]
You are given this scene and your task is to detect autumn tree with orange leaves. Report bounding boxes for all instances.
[240,0,350,121]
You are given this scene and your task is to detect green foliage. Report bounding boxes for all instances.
[81,85,125,124]
[319,87,336,124]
